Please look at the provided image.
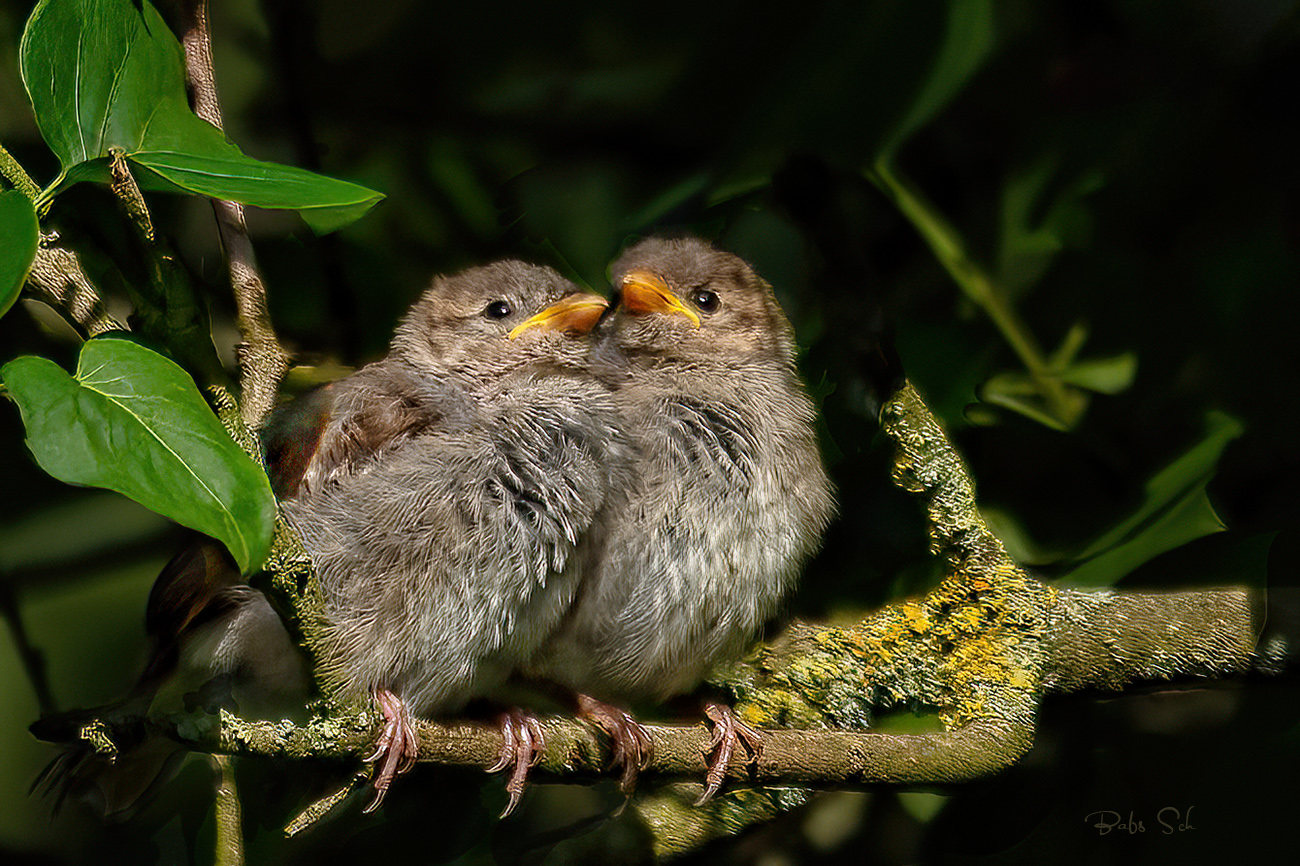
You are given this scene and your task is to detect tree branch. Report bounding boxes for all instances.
[39,379,1283,850]
[178,0,289,429]
[100,703,1037,796]
[140,586,1263,786]
[1043,586,1263,693]
[212,755,245,866]
[24,236,128,337]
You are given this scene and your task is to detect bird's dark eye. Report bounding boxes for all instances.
[484,300,513,319]
[689,289,720,313]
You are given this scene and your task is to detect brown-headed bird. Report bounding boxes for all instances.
[528,237,835,801]
[278,261,622,813]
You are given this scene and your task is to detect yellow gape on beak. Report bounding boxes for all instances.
[508,293,609,339]
[619,270,700,327]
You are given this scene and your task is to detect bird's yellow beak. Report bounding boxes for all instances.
[619,270,700,327]
[508,293,609,339]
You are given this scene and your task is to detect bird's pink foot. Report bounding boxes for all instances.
[575,694,653,794]
[363,687,419,812]
[487,708,546,817]
[697,700,764,804]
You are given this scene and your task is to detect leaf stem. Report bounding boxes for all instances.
[0,143,44,210]
[109,149,155,243]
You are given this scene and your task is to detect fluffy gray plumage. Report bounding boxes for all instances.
[34,261,626,817]
[283,261,630,716]
[529,237,836,703]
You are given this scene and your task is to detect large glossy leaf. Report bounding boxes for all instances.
[1059,412,1244,587]
[0,190,39,319]
[131,149,382,235]
[1,337,275,572]
[19,0,382,232]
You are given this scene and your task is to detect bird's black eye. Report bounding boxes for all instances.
[689,289,720,313]
[484,300,513,320]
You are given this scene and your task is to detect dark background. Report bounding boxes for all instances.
[2,0,1299,863]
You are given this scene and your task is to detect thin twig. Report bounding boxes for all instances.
[178,0,289,429]
[213,755,246,866]
[0,584,57,716]
[865,160,1080,427]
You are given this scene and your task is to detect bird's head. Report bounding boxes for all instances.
[605,237,797,368]
[391,261,606,380]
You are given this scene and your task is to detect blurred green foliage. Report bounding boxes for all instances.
[2,0,1299,863]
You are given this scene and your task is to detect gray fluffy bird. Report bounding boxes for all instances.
[279,261,624,812]
[528,236,835,799]
[35,261,621,819]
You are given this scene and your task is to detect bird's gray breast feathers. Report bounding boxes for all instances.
[661,397,757,483]
[288,375,626,712]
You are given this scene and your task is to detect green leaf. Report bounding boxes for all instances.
[19,0,174,170]
[996,158,1105,299]
[1059,412,1244,587]
[20,0,382,231]
[897,792,948,824]
[1,337,275,572]
[1057,352,1137,395]
[0,190,39,319]
[978,371,1088,431]
[130,148,384,235]
[975,347,1135,428]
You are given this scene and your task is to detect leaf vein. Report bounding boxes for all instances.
[79,375,245,561]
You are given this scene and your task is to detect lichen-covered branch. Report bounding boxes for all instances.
[1042,586,1264,693]
[723,382,1055,737]
[44,378,1282,852]
[82,562,1269,849]
[113,703,1035,793]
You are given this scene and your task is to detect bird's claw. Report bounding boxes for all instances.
[363,688,420,813]
[697,701,763,805]
[575,694,653,794]
[488,709,546,817]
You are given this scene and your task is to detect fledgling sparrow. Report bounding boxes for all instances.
[279,261,626,813]
[529,236,835,800]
